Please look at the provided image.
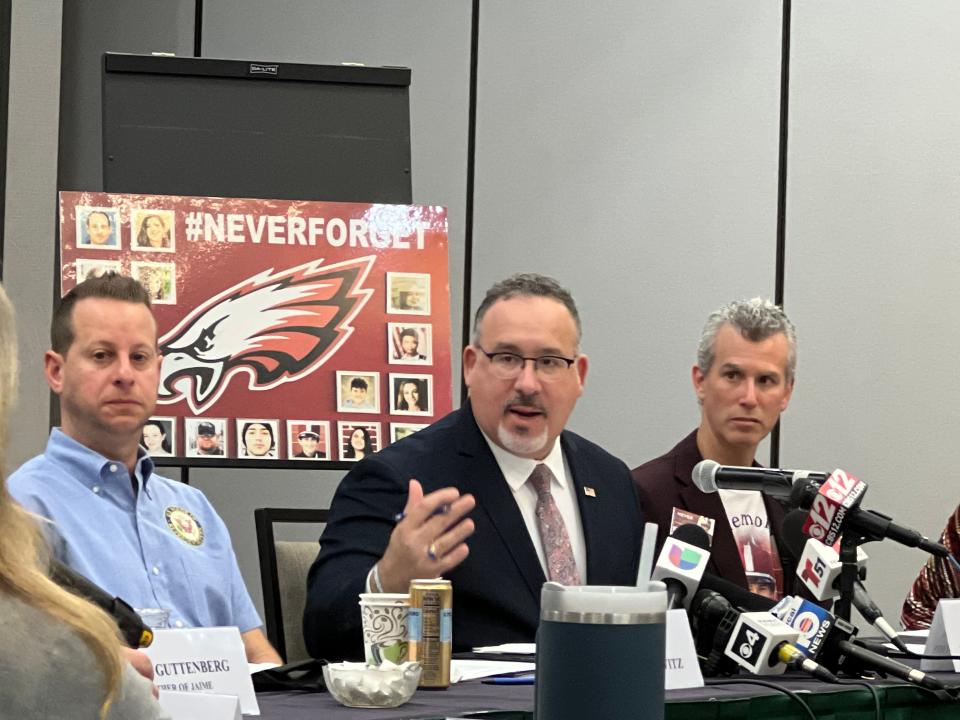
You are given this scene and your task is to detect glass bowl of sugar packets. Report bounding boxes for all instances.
[322,660,422,708]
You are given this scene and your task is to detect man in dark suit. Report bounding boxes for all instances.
[633,299,797,600]
[304,274,643,659]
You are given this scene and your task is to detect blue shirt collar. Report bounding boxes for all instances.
[45,428,156,497]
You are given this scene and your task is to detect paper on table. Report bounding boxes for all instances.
[895,628,929,655]
[451,659,536,683]
[471,643,536,654]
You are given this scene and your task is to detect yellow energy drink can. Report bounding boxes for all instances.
[408,579,452,688]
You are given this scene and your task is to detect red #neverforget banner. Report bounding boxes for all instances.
[59,191,451,462]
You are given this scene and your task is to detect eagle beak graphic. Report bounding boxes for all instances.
[158,352,226,408]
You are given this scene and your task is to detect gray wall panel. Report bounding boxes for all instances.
[5,0,62,471]
[195,0,472,618]
[472,1,783,467]
[58,0,195,191]
[784,2,960,624]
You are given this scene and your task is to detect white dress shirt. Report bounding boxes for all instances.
[481,432,587,584]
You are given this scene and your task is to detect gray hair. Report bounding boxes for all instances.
[472,273,581,346]
[697,298,797,382]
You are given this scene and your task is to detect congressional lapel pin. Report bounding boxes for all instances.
[165,506,205,546]
[583,486,596,497]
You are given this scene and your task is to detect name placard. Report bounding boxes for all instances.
[664,608,704,689]
[922,599,960,672]
[143,627,258,715]
[159,690,241,720]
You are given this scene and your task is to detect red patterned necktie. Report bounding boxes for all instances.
[528,463,581,586]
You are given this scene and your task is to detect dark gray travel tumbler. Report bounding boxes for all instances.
[535,582,666,720]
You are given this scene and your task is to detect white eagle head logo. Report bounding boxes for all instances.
[157,256,374,414]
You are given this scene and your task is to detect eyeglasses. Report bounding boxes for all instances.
[477,347,577,380]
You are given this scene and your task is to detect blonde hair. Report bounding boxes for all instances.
[0,284,123,717]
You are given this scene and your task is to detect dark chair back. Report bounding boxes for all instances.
[254,508,329,662]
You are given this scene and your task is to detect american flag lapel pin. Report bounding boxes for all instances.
[583,486,596,497]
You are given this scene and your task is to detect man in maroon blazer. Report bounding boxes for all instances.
[633,298,798,600]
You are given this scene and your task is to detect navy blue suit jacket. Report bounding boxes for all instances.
[303,402,643,659]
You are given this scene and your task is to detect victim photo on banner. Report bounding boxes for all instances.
[59,191,452,463]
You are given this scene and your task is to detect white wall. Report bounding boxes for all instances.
[472,1,784,465]
[784,1,960,626]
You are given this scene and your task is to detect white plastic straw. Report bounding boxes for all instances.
[636,522,659,587]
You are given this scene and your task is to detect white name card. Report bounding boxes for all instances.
[922,599,960,672]
[143,627,259,715]
[664,608,704,690]
[159,690,241,720]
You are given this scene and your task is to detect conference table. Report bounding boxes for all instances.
[256,671,960,719]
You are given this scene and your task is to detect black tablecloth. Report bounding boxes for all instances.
[256,671,960,719]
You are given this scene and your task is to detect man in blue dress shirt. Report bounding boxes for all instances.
[9,273,280,663]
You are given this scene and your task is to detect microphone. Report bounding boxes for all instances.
[688,589,837,681]
[773,595,946,691]
[787,473,948,556]
[693,460,949,557]
[835,638,946,692]
[721,605,838,681]
[697,572,777,612]
[687,579,775,677]
[688,589,740,676]
[780,510,907,651]
[50,560,153,648]
[651,523,712,610]
[692,459,828,501]
[724,611,799,676]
